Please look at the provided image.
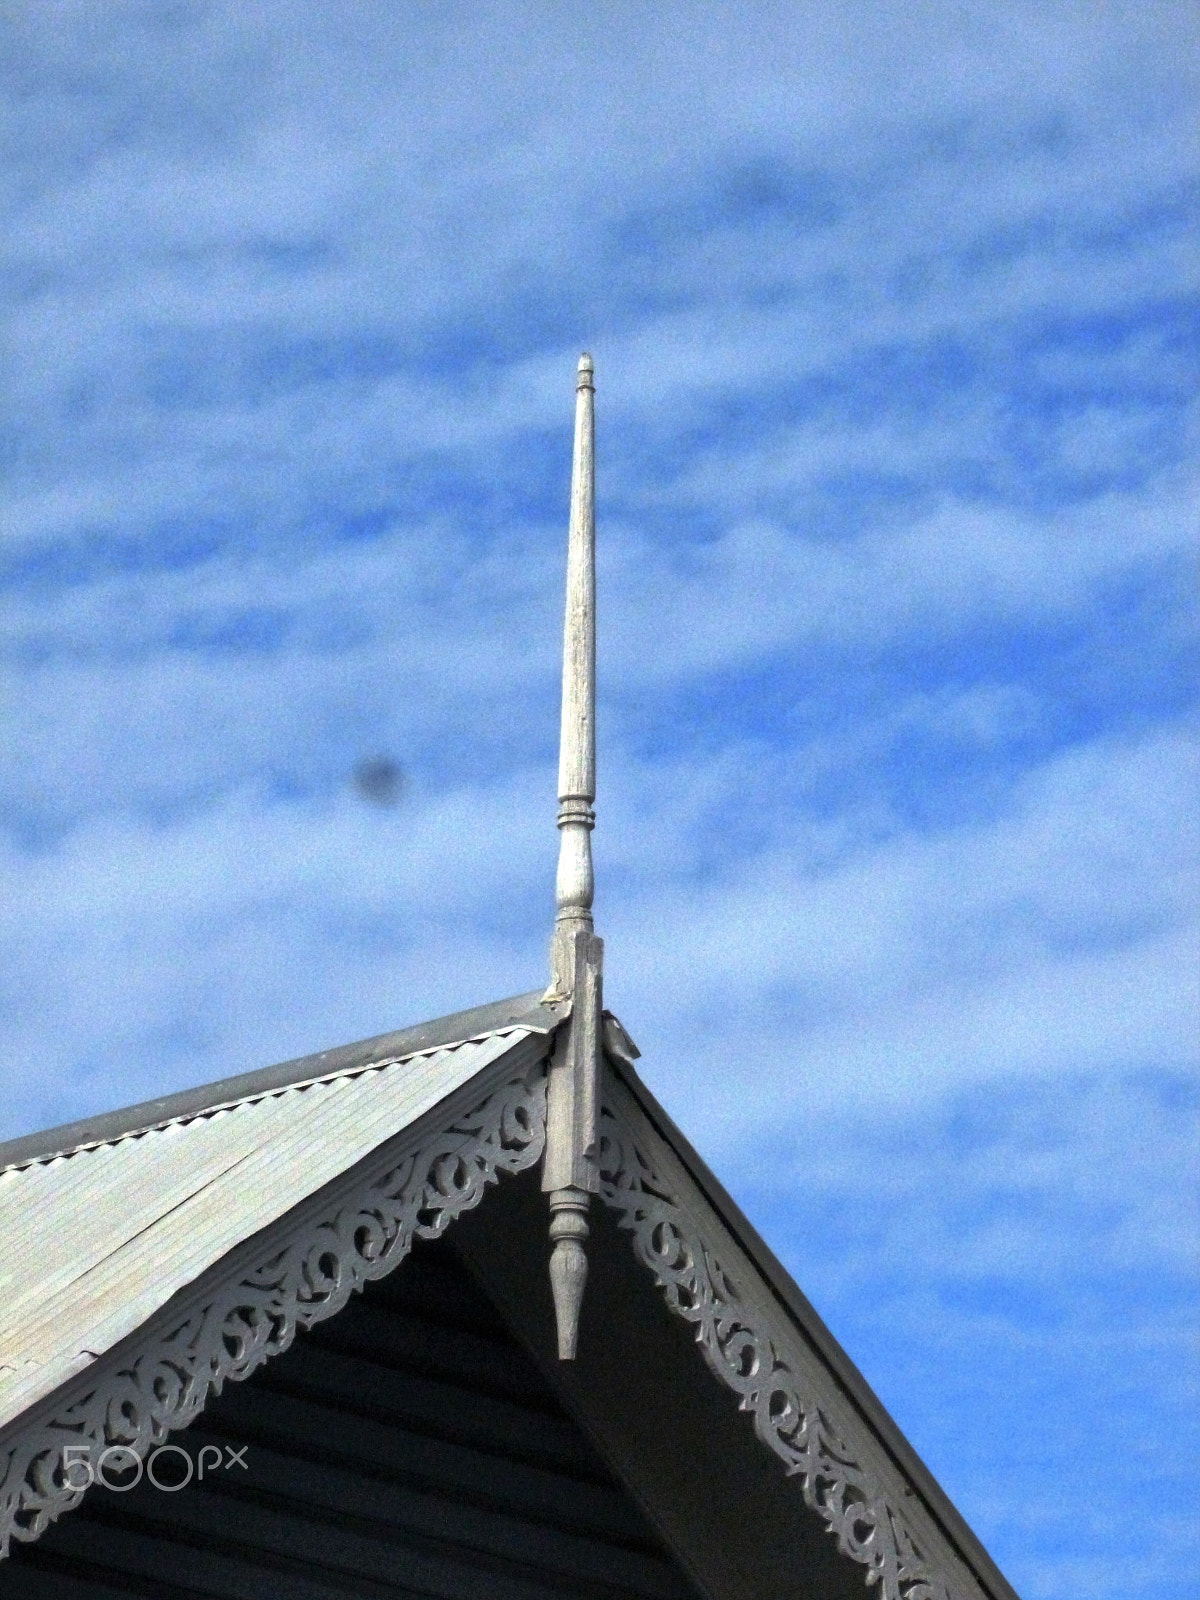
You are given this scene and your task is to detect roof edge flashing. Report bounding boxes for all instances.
[0,989,566,1173]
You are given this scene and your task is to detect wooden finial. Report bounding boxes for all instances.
[551,352,597,985]
[542,353,603,1360]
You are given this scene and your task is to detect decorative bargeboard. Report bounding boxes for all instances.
[0,1063,547,1555]
[595,1075,986,1600]
[2,1050,989,1600]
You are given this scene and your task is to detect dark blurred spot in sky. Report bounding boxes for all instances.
[353,756,404,806]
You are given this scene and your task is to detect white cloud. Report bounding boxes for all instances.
[3,706,1192,1143]
[3,0,1195,554]
[1,10,1196,1591]
[727,1062,1199,1600]
[605,724,1198,1138]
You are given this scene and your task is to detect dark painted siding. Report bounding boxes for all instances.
[4,1240,703,1600]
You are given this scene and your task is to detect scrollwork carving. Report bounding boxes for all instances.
[596,1096,971,1600]
[0,1065,547,1557]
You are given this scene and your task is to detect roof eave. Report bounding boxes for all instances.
[607,1050,1020,1600]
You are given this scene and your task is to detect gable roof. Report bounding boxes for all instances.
[0,989,1017,1600]
[0,992,561,1434]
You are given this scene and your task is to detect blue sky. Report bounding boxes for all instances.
[2,3,1197,1594]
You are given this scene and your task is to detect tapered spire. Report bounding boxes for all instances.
[542,353,603,1360]
[553,353,596,973]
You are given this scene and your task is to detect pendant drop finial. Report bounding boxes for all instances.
[542,353,602,1360]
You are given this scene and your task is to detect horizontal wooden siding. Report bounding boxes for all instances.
[5,1238,701,1600]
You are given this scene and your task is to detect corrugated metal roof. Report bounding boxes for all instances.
[0,990,560,1170]
[0,1024,540,1434]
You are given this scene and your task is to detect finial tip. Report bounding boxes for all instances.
[578,351,593,372]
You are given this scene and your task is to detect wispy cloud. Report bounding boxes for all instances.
[734,1068,1199,1600]
[1,4,1197,1594]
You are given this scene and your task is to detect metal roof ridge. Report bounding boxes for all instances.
[3,1027,529,1173]
[0,989,568,1173]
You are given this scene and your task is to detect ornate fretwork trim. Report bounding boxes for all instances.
[0,1063,548,1558]
[596,1076,985,1600]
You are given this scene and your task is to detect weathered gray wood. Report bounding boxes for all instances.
[0,1028,544,1440]
[549,355,597,983]
[0,1047,550,1555]
[0,989,559,1171]
[554,351,597,914]
[542,932,603,1197]
[543,354,604,1362]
